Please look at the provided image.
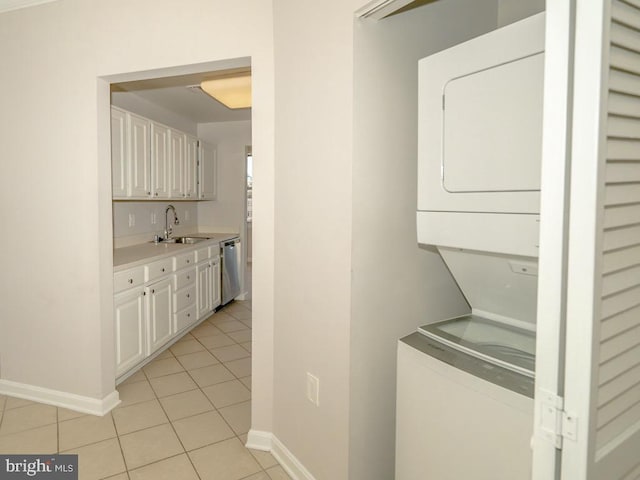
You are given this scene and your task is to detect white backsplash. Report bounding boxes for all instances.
[113,201,199,246]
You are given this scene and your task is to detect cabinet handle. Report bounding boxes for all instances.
[128,278,133,284]
[151,289,155,294]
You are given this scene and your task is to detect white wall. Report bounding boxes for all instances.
[350,2,498,478]
[197,120,251,233]
[112,202,198,245]
[111,90,197,135]
[0,0,274,422]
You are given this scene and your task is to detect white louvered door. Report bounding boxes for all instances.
[534,0,640,479]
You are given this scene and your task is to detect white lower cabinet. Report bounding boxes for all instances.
[196,256,222,319]
[146,277,173,354]
[173,265,197,332]
[196,260,213,319]
[211,256,221,310]
[114,287,146,377]
[115,241,224,381]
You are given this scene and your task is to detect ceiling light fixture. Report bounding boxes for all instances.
[200,74,252,109]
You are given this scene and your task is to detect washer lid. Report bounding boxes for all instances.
[418,314,536,377]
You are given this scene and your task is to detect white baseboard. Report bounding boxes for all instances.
[246,429,272,451]
[245,430,316,480]
[0,379,121,416]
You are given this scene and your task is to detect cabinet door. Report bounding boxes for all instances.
[196,261,212,319]
[199,142,217,200]
[146,277,173,354]
[130,113,152,198]
[169,129,185,198]
[151,122,170,199]
[211,256,221,310]
[111,107,128,198]
[185,135,199,199]
[114,287,146,376]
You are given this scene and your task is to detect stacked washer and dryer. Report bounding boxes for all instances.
[396,13,545,480]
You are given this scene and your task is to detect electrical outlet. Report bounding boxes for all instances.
[306,373,320,406]
[151,212,157,225]
[184,210,189,221]
[128,213,135,228]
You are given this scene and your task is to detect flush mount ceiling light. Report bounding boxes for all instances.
[200,74,251,109]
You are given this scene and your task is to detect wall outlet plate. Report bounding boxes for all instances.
[306,372,320,406]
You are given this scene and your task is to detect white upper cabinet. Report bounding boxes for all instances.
[111,106,214,201]
[199,141,217,200]
[111,107,127,197]
[129,113,151,198]
[151,122,170,199]
[185,135,199,199]
[111,108,151,199]
[169,129,185,198]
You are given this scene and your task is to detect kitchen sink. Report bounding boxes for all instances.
[154,236,211,244]
[174,236,210,244]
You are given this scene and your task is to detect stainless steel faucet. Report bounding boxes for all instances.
[164,205,179,240]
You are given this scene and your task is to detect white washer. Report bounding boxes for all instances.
[395,320,534,480]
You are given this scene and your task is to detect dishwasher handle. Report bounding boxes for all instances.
[223,238,240,248]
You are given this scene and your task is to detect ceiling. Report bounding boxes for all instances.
[113,69,252,124]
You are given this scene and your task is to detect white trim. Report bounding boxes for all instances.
[354,0,414,20]
[271,435,317,480]
[0,379,120,416]
[531,1,576,478]
[0,0,57,14]
[244,430,316,480]
[245,429,272,451]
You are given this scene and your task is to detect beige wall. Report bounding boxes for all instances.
[271,1,362,478]
[0,0,274,419]
[498,0,545,26]
[349,2,500,478]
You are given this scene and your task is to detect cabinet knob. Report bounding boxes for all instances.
[155,192,158,197]
[187,276,190,280]
[187,259,190,263]
[187,313,190,317]
[128,279,133,284]
[147,191,151,195]
[161,268,165,272]
[151,289,155,294]
[187,294,190,298]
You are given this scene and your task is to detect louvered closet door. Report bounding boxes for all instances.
[557,1,640,479]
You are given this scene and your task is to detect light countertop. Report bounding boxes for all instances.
[113,232,238,271]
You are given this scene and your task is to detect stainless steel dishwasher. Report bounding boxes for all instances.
[221,237,241,306]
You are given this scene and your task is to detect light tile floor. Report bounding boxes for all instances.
[0,300,292,480]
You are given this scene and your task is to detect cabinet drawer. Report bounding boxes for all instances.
[174,266,196,290]
[114,267,145,293]
[146,258,173,282]
[174,283,196,312]
[174,251,196,270]
[195,246,210,262]
[174,304,198,332]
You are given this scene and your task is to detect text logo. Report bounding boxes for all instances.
[0,455,77,480]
